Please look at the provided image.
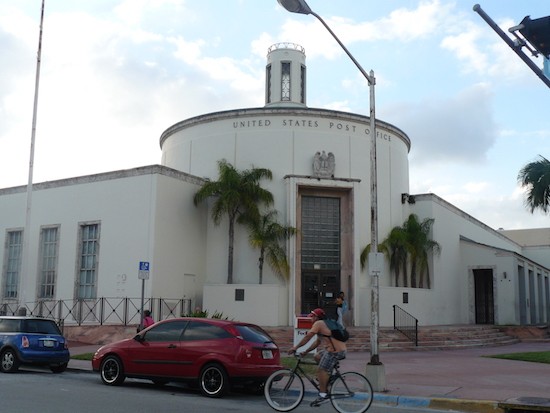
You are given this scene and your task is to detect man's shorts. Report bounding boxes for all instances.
[318,350,346,372]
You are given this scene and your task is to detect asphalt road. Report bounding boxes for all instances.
[1,367,475,413]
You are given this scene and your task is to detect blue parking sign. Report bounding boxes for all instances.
[139,261,150,271]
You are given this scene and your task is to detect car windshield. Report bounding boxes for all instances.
[22,319,62,335]
[235,325,274,344]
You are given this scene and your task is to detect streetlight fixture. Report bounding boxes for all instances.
[473,4,550,88]
[517,15,550,58]
[277,0,385,388]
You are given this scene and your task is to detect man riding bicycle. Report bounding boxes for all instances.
[288,308,347,405]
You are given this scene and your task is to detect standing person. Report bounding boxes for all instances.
[288,308,347,406]
[142,310,155,328]
[335,294,344,327]
[335,291,348,327]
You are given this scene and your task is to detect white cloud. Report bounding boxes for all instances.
[463,181,490,193]
[382,83,497,165]
[277,0,456,61]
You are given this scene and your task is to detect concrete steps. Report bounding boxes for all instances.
[64,323,544,353]
[263,324,525,353]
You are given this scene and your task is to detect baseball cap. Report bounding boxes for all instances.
[309,308,325,318]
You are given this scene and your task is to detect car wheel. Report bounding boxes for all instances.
[100,355,126,386]
[0,349,20,373]
[199,363,228,398]
[50,362,68,374]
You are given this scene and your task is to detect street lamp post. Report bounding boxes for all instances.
[277,0,385,389]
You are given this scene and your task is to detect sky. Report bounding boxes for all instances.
[1,0,549,231]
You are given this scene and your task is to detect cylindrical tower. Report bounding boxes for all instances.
[265,43,307,108]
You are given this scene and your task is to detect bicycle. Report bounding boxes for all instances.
[264,353,373,413]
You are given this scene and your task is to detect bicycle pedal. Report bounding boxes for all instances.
[310,396,330,407]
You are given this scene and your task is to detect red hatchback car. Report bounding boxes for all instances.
[91,317,282,397]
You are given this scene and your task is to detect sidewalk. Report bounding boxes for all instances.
[68,341,550,411]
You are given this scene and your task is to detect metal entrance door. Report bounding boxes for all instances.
[474,269,494,324]
[301,272,339,317]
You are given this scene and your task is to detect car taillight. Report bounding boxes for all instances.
[21,336,29,348]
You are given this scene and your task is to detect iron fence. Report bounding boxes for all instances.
[0,297,192,326]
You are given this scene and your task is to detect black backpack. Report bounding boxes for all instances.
[324,319,350,342]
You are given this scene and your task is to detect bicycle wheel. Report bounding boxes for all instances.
[329,372,373,413]
[264,369,305,412]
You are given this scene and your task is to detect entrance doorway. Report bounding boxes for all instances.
[473,269,494,324]
[301,272,339,317]
[295,188,353,324]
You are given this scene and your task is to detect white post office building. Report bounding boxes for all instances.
[1,43,549,328]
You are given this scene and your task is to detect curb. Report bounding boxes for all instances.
[429,398,503,413]
[373,394,503,413]
[302,389,498,412]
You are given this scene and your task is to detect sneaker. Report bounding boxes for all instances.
[310,394,330,407]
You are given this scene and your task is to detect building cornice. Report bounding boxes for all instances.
[0,165,205,195]
[159,106,411,151]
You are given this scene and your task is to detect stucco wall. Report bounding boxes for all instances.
[203,284,287,326]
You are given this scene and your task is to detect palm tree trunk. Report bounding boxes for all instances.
[426,267,431,289]
[227,218,235,284]
[259,251,264,284]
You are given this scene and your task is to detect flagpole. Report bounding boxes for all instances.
[19,0,45,315]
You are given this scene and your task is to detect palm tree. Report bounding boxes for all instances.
[193,159,273,284]
[242,210,297,284]
[402,214,440,288]
[382,226,409,287]
[518,155,550,214]
[360,226,408,287]
[361,214,440,288]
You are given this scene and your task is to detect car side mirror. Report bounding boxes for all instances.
[134,334,144,342]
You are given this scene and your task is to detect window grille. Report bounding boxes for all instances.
[39,227,59,299]
[281,62,291,101]
[4,231,22,298]
[266,64,272,103]
[300,65,306,104]
[301,196,340,270]
[77,223,100,299]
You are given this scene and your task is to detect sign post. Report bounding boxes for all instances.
[138,261,150,330]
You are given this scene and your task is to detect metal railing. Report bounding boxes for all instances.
[0,297,192,326]
[393,304,418,346]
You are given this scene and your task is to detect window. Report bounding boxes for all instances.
[145,320,187,342]
[181,321,232,341]
[300,65,306,104]
[266,64,272,103]
[3,230,23,299]
[22,319,61,335]
[301,196,340,270]
[39,226,59,299]
[0,318,20,333]
[77,223,100,299]
[235,325,274,344]
[281,62,291,101]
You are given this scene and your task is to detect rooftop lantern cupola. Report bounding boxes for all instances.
[265,43,307,108]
